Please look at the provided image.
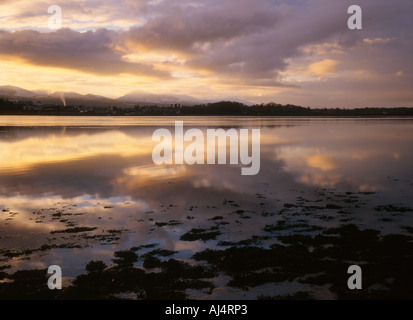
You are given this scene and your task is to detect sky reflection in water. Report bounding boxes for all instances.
[0,116,412,283]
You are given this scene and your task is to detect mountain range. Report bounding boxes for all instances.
[0,85,252,108]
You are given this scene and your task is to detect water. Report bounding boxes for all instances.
[1,116,412,299]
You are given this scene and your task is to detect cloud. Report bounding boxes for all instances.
[0,28,169,78]
[0,0,413,106]
[0,0,149,30]
[121,0,351,86]
[308,59,340,75]
[363,37,393,45]
[125,0,281,52]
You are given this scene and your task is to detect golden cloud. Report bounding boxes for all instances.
[307,59,340,75]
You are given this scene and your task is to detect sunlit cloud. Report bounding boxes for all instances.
[0,0,412,107]
[363,37,393,45]
[307,59,340,75]
[0,0,148,31]
[0,28,169,78]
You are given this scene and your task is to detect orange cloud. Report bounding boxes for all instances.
[307,59,339,75]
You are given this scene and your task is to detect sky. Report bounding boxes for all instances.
[0,0,412,107]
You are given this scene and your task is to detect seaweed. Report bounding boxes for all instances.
[180,226,221,242]
[50,227,97,234]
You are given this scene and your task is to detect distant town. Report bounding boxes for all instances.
[1,97,413,117]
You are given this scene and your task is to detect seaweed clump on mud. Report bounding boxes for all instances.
[0,248,216,300]
[0,224,412,300]
[180,226,222,242]
[193,224,413,299]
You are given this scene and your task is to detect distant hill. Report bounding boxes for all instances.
[0,85,231,108]
[0,86,134,108]
[118,90,203,106]
[0,85,256,108]
[33,91,123,108]
[0,85,37,98]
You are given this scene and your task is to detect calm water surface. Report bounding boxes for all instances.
[1,116,412,299]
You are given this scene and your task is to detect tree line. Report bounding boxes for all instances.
[1,98,413,116]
